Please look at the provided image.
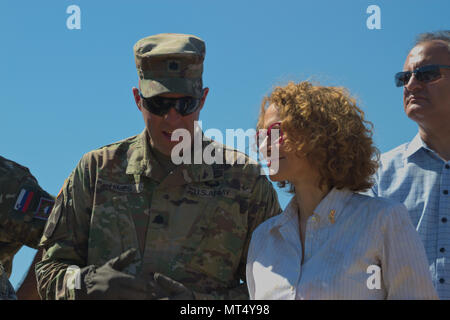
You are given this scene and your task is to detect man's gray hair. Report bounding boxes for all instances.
[415,30,450,52]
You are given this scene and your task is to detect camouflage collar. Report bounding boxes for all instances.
[125,129,224,186]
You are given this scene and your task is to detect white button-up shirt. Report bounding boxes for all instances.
[246,188,438,299]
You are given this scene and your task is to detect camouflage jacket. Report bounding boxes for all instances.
[0,156,54,277]
[36,130,281,300]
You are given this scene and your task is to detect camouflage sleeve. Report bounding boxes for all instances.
[0,158,54,250]
[194,175,282,300]
[35,157,93,300]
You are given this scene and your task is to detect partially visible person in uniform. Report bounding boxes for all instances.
[246,81,438,299]
[0,155,54,300]
[36,33,281,300]
[366,30,450,299]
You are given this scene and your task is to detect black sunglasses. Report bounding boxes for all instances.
[395,64,450,87]
[139,92,203,116]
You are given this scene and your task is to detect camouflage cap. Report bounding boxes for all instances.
[133,33,205,99]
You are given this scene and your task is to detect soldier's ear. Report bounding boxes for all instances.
[198,87,209,111]
[132,87,142,111]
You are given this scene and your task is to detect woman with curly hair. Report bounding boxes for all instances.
[246,81,438,299]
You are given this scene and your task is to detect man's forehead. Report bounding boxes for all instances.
[404,41,450,69]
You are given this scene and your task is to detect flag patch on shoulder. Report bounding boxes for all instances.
[34,197,55,220]
[14,189,35,213]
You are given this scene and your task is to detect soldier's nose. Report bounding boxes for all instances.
[164,107,182,123]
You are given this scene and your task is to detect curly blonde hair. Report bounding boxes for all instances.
[257,81,379,192]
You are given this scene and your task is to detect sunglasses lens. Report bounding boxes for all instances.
[395,65,444,87]
[395,72,411,87]
[143,96,201,116]
[267,123,283,148]
[416,66,441,82]
[256,130,267,149]
[142,98,170,115]
[179,98,201,115]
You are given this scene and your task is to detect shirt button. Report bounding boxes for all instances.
[440,248,446,253]
[444,190,449,195]
[439,278,445,284]
[442,217,448,223]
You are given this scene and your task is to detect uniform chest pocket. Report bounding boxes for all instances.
[87,192,143,268]
[179,200,248,284]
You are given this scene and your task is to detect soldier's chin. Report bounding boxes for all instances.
[154,142,173,157]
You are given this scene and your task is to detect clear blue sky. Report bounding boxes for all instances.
[1,0,449,289]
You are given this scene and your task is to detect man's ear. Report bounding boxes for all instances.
[132,87,142,111]
[198,87,209,111]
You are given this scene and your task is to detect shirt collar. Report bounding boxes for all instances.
[125,129,166,181]
[125,129,223,185]
[271,197,299,230]
[403,133,427,160]
[270,187,354,231]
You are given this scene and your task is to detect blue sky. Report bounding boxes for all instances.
[1,0,449,289]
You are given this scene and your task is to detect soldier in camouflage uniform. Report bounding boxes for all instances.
[0,156,54,300]
[36,33,281,300]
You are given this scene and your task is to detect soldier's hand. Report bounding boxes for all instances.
[77,248,150,300]
[153,272,195,300]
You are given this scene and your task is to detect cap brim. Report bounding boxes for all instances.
[140,78,203,99]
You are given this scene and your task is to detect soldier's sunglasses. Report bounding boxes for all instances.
[395,64,450,87]
[139,92,203,116]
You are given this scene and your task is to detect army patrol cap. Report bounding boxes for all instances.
[134,33,205,99]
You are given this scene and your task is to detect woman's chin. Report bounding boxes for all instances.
[268,170,284,181]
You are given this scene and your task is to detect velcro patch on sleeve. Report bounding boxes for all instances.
[13,188,55,222]
[34,197,55,221]
[13,188,35,213]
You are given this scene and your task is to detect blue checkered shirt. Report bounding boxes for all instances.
[367,133,450,299]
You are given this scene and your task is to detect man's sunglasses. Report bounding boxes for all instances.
[395,64,450,87]
[139,92,203,116]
